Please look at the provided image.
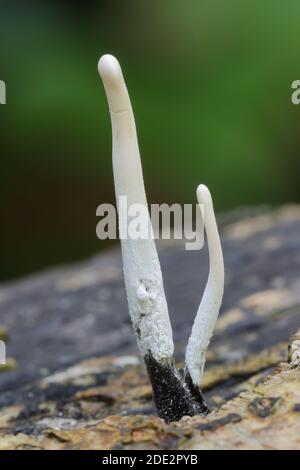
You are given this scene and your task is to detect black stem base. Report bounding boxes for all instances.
[144,352,208,423]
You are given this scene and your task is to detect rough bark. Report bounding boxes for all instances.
[1,205,300,449]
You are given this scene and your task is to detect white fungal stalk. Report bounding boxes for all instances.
[185,184,224,387]
[98,54,223,421]
[98,55,174,362]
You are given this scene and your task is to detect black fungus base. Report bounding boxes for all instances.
[144,352,208,423]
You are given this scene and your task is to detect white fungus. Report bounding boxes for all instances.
[98,54,224,418]
[185,184,224,386]
[98,54,174,362]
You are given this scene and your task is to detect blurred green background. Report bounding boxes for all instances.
[1,0,300,281]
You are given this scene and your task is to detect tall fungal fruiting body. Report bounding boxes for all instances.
[98,55,173,363]
[98,54,224,422]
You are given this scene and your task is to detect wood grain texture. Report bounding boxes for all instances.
[0,205,300,449]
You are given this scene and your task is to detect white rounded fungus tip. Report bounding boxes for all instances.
[98,54,122,87]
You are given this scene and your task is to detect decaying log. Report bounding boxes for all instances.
[0,205,300,449]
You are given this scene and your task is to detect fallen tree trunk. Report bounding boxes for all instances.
[0,205,300,449]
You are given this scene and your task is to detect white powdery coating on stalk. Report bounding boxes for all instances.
[124,241,174,359]
[185,185,224,386]
[98,55,174,361]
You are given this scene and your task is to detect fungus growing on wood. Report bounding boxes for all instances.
[185,184,224,388]
[98,54,224,422]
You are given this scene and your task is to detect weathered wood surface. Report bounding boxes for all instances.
[0,205,300,449]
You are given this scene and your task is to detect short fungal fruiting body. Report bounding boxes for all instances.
[185,185,224,387]
[98,54,224,422]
